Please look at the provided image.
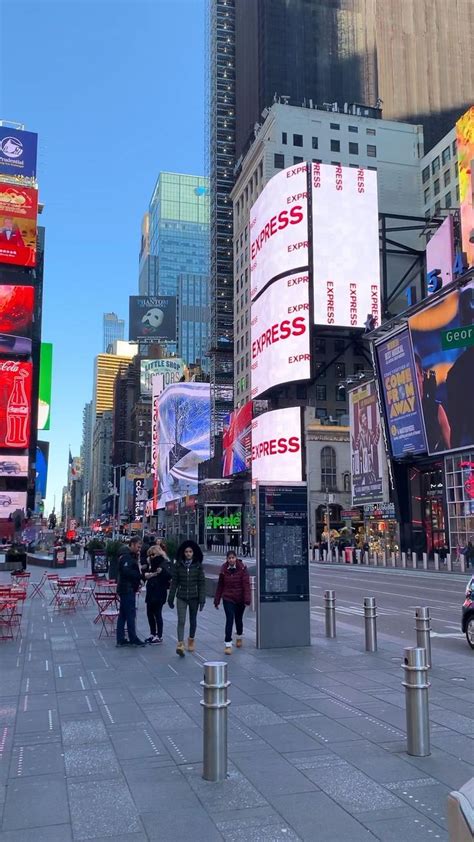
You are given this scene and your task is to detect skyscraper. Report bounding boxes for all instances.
[102,312,125,353]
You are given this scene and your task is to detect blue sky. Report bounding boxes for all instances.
[1,0,205,514]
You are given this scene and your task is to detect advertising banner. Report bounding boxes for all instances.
[129,295,177,341]
[222,401,252,477]
[251,271,311,399]
[0,183,38,267]
[157,382,211,507]
[0,127,38,180]
[456,106,474,268]
[251,406,303,485]
[349,380,384,504]
[0,285,34,355]
[205,504,242,535]
[0,454,28,478]
[376,331,427,457]
[132,475,147,521]
[35,441,50,499]
[140,357,184,395]
[0,360,32,449]
[0,490,27,520]
[38,342,53,430]
[409,280,474,455]
[250,164,309,301]
[311,163,380,328]
[426,216,455,294]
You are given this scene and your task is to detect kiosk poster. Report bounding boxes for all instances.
[376,332,427,457]
[349,380,384,504]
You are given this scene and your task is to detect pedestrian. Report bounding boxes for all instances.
[116,538,146,647]
[168,540,206,657]
[464,541,474,569]
[142,542,171,644]
[214,550,251,654]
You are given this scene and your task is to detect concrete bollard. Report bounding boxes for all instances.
[460,554,466,574]
[434,553,439,571]
[402,647,431,757]
[402,552,407,569]
[201,662,230,781]
[412,552,417,570]
[447,553,452,572]
[382,551,387,568]
[415,606,432,668]
[249,576,256,612]
[423,553,428,571]
[364,597,377,652]
[391,552,396,568]
[324,590,336,638]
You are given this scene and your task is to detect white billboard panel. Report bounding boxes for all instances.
[250,164,309,301]
[140,358,185,395]
[251,407,303,484]
[250,272,311,399]
[311,163,380,328]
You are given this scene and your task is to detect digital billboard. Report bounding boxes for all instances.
[349,380,384,504]
[35,441,49,499]
[250,164,309,301]
[222,401,252,477]
[0,360,32,449]
[409,280,474,455]
[456,106,474,268]
[0,184,38,267]
[250,271,311,399]
[132,475,147,521]
[140,357,184,395]
[0,490,27,520]
[376,332,427,457]
[0,127,38,180]
[426,216,455,294]
[311,163,380,328]
[38,342,53,430]
[0,454,28,478]
[0,285,34,355]
[157,382,211,507]
[251,406,303,485]
[129,295,177,342]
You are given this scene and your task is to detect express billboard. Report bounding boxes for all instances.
[349,380,384,504]
[0,285,34,355]
[38,342,53,430]
[311,163,380,328]
[0,127,38,180]
[140,357,184,395]
[222,401,252,477]
[129,295,177,342]
[456,106,474,268]
[250,271,311,399]
[426,216,455,295]
[0,184,38,267]
[0,360,32,449]
[376,331,427,457]
[251,406,303,485]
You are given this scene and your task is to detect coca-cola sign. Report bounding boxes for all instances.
[0,360,32,449]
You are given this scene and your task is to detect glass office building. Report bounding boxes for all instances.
[103,312,125,353]
[178,273,209,371]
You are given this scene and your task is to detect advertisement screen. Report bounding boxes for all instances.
[157,382,211,507]
[140,357,184,395]
[349,380,384,504]
[456,106,474,268]
[251,271,311,399]
[376,332,427,457]
[0,360,32,449]
[129,295,177,341]
[0,490,27,520]
[426,216,455,294]
[409,280,474,455]
[35,441,49,499]
[0,285,34,355]
[250,164,309,301]
[222,401,253,476]
[38,342,53,430]
[251,406,303,484]
[132,475,147,521]
[205,504,242,535]
[0,184,38,267]
[0,454,28,478]
[311,163,380,328]
[0,127,38,179]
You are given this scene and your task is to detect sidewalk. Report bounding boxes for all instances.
[0,567,472,841]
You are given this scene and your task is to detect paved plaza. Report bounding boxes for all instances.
[0,565,472,841]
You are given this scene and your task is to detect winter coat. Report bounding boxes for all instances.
[142,555,171,604]
[169,558,206,606]
[214,559,251,606]
[116,549,141,596]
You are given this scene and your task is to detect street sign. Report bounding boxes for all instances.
[441,325,474,351]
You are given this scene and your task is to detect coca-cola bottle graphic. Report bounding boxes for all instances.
[5,366,29,447]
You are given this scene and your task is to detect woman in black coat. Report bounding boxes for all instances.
[141,542,171,644]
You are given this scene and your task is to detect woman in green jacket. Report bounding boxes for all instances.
[168,540,206,656]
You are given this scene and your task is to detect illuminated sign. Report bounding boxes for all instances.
[140,357,185,395]
[38,342,53,430]
[205,505,242,532]
[349,380,384,504]
[0,360,32,449]
[0,285,34,355]
[251,406,303,484]
[456,106,474,268]
[376,332,427,457]
[0,127,38,180]
[0,184,38,267]
[129,295,177,341]
[426,216,455,295]
[222,402,252,476]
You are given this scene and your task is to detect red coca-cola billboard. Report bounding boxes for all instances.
[0,184,38,267]
[0,360,32,449]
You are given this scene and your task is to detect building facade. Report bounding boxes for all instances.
[90,411,113,518]
[80,401,93,522]
[102,312,125,353]
[92,350,137,418]
[177,273,209,370]
[420,128,459,220]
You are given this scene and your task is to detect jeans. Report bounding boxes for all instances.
[117,592,138,643]
[177,598,198,641]
[223,600,245,643]
[147,599,165,638]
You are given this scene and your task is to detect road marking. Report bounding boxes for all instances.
[431,632,464,638]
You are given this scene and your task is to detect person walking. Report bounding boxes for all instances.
[464,540,474,569]
[214,550,251,654]
[168,540,206,657]
[142,542,171,644]
[116,538,145,647]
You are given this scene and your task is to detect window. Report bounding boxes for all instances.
[312,158,322,164]
[343,472,351,492]
[330,123,340,130]
[321,446,337,491]
[293,156,304,164]
[336,385,346,402]
[314,361,325,378]
[367,144,377,157]
[431,156,440,174]
[441,146,451,165]
[335,362,346,379]
[453,139,457,156]
[293,133,303,147]
[368,166,377,171]
[424,187,430,203]
[349,142,359,155]
[331,162,341,166]
[366,128,376,136]
[315,385,326,401]
[444,169,451,187]
[434,200,441,214]
[330,139,340,152]
[422,166,430,184]
[445,192,452,208]
[282,132,287,145]
[274,153,285,169]
[434,179,440,196]
[315,408,328,420]
[312,136,318,149]
[314,337,326,354]
[334,339,346,352]
[348,125,358,133]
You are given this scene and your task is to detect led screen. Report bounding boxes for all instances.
[0,360,32,449]
[0,127,38,179]
[376,332,427,457]
[222,401,252,476]
[0,454,28,478]
[349,380,384,504]
[0,490,27,520]
[38,342,53,430]
[456,106,474,268]
[251,406,303,484]
[0,285,34,356]
[129,295,177,341]
[0,184,38,267]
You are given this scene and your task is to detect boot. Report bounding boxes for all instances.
[236,637,243,648]
[176,641,185,657]
[187,637,195,652]
[224,642,232,655]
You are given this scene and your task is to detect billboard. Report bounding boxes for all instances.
[157,382,211,507]
[376,332,427,457]
[0,183,38,267]
[311,163,380,328]
[409,280,474,455]
[140,357,184,395]
[0,360,32,449]
[205,504,242,535]
[222,401,252,476]
[38,342,53,430]
[250,164,309,301]
[456,106,474,268]
[250,271,311,399]
[0,285,34,355]
[426,216,455,294]
[129,295,177,341]
[0,127,38,180]
[0,454,28,478]
[349,380,384,504]
[0,490,27,520]
[35,441,49,499]
[132,475,147,521]
[251,406,303,484]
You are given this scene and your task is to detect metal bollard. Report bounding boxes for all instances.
[324,590,336,638]
[422,552,428,571]
[356,549,361,565]
[401,552,407,568]
[382,551,387,567]
[201,662,230,781]
[364,597,377,652]
[415,606,432,668]
[434,553,439,571]
[412,552,417,570]
[391,552,396,568]
[249,576,256,612]
[460,554,466,574]
[402,647,431,757]
[447,553,452,572]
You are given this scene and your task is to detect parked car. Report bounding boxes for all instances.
[461,575,474,649]
[0,461,21,475]
[0,494,13,507]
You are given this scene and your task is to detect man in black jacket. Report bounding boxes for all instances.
[116,538,145,646]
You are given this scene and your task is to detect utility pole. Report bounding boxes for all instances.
[326,487,331,553]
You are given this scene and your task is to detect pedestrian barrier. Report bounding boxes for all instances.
[364,596,377,652]
[201,661,230,782]
[402,647,431,757]
[414,606,432,668]
[324,590,336,638]
[315,547,467,574]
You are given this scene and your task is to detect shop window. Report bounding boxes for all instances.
[321,446,337,491]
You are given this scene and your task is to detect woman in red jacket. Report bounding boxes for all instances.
[214,550,251,654]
